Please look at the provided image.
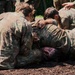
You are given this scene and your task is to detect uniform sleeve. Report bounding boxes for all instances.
[0,16,32,69]
[13,17,33,56]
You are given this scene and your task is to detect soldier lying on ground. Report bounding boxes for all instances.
[16,16,75,68]
[44,7,75,30]
[15,17,75,68]
[33,18,75,61]
[62,1,75,9]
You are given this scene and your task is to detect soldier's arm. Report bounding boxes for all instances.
[16,49,42,68]
[62,1,75,9]
[32,19,58,28]
[15,19,42,67]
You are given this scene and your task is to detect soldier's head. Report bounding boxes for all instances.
[44,7,60,21]
[15,2,35,22]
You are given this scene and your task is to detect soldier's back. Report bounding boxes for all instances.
[0,12,26,69]
[59,8,75,29]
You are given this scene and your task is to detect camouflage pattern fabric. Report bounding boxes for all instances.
[53,0,74,10]
[33,24,70,53]
[0,12,32,69]
[34,23,75,60]
[59,8,75,29]
[65,29,75,59]
[0,12,43,69]
[16,49,42,67]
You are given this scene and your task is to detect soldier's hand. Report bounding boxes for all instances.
[38,19,46,28]
[62,2,75,10]
[45,18,56,24]
[38,19,56,28]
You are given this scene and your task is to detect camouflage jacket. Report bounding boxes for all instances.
[0,12,33,69]
[32,24,70,53]
[59,8,75,29]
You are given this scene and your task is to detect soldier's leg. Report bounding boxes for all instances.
[0,26,20,70]
[0,34,20,69]
[16,49,42,68]
[68,29,75,60]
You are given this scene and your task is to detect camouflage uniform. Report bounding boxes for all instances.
[34,24,75,60]
[53,0,74,10]
[59,8,75,29]
[0,12,42,69]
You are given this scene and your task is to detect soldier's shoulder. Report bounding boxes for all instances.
[59,8,70,18]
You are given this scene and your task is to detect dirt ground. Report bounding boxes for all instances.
[1,61,75,75]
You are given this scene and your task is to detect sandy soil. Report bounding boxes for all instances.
[0,61,75,75]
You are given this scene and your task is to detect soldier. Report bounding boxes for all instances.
[53,0,74,10]
[0,2,42,69]
[33,18,75,61]
[44,7,75,29]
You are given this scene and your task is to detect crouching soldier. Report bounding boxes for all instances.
[0,2,42,70]
[44,7,75,30]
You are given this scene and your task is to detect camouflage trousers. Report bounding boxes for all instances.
[16,49,42,68]
[0,49,42,69]
[66,29,75,59]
